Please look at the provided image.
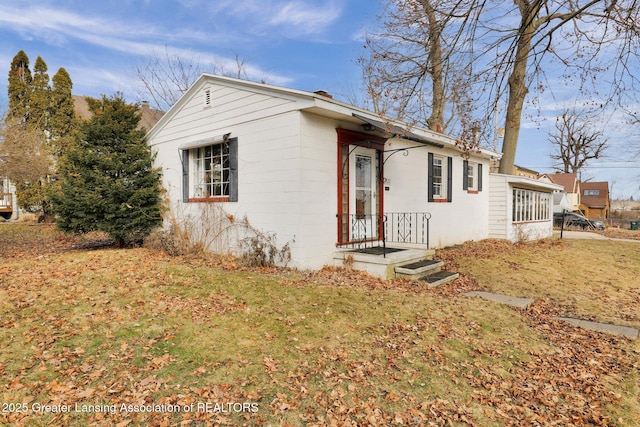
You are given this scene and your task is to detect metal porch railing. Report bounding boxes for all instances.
[338,212,431,255]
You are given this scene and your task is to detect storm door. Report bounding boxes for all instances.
[349,146,379,242]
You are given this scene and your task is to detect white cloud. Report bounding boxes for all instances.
[0,3,293,92]
[269,1,343,35]
[210,0,343,37]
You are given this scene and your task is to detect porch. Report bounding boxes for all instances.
[337,212,432,252]
[333,211,459,284]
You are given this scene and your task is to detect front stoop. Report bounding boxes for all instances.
[333,248,435,280]
[332,247,459,286]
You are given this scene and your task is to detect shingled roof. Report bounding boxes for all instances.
[72,95,164,131]
[540,172,579,193]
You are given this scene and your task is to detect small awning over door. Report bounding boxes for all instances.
[352,114,444,149]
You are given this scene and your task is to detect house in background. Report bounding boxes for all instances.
[538,172,581,212]
[147,74,557,276]
[490,161,540,179]
[580,181,610,218]
[0,98,162,222]
[72,96,164,131]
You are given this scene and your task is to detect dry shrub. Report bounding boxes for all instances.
[154,198,293,267]
[239,230,292,267]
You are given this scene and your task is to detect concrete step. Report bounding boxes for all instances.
[333,247,435,279]
[420,271,460,287]
[394,259,443,279]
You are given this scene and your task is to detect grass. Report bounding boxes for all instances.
[451,238,640,330]
[1,224,639,426]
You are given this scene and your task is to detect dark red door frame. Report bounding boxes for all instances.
[336,128,387,246]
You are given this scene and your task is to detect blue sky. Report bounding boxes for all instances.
[1,0,638,198]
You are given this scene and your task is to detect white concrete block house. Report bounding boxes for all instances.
[147,74,558,276]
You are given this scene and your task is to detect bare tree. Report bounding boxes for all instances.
[360,0,480,135]
[549,108,608,173]
[476,0,640,173]
[135,47,250,111]
[364,0,640,169]
[0,114,54,214]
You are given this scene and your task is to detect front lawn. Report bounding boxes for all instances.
[1,224,638,426]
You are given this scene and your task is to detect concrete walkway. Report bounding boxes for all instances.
[464,291,639,340]
[555,230,640,243]
[556,317,639,339]
[464,291,534,309]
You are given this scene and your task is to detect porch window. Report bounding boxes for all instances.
[181,137,238,202]
[428,153,452,202]
[512,188,550,222]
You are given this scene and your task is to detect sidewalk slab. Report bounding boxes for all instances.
[464,291,534,309]
[555,317,639,339]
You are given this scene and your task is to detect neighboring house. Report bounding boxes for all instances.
[579,181,610,218]
[0,98,162,222]
[539,172,581,212]
[147,74,557,273]
[72,95,164,131]
[490,161,540,179]
[513,165,540,179]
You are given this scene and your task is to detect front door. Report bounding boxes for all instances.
[336,128,387,246]
[350,147,378,241]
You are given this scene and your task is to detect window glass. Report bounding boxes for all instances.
[467,163,474,190]
[192,142,230,198]
[433,157,443,197]
[512,188,550,222]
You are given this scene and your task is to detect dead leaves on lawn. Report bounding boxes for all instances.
[1,228,638,425]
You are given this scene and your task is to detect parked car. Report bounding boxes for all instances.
[553,212,605,230]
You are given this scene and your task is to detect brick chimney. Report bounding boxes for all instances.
[313,90,333,99]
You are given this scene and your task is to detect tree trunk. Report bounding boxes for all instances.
[498,1,541,174]
[421,0,445,131]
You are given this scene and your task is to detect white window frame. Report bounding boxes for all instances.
[432,156,446,199]
[512,188,550,223]
[190,142,230,199]
[466,161,476,190]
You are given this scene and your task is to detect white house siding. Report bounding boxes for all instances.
[488,176,509,239]
[150,81,308,265]
[383,138,491,247]
[149,74,504,270]
[296,113,344,268]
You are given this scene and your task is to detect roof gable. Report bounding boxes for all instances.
[540,173,578,193]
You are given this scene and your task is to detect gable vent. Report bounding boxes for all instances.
[204,89,211,106]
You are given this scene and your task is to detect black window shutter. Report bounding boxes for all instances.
[228,137,239,202]
[427,152,434,202]
[181,149,189,203]
[447,156,453,202]
[478,163,483,192]
[463,160,469,191]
